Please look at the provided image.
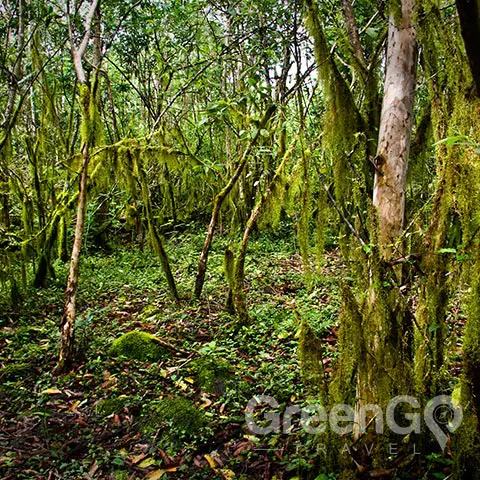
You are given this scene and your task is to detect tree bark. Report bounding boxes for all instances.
[373,0,417,257]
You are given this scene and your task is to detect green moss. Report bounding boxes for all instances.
[297,319,326,400]
[141,397,206,437]
[0,363,32,381]
[109,331,169,361]
[188,357,234,395]
[452,382,480,477]
[95,396,133,416]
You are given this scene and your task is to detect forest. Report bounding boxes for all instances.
[1,0,480,478]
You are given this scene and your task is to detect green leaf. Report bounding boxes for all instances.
[433,135,469,147]
[437,248,456,254]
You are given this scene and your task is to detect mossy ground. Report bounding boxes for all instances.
[141,397,206,439]
[188,356,235,395]
[109,330,169,361]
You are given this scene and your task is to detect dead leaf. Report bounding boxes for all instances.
[88,460,99,478]
[145,470,165,480]
[41,388,63,395]
[233,441,254,456]
[204,454,216,470]
[131,453,147,464]
[221,469,236,480]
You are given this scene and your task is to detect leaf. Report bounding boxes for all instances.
[146,470,166,480]
[221,469,236,480]
[88,460,99,477]
[131,453,147,464]
[41,388,63,395]
[204,454,216,469]
[139,457,156,468]
[437,248,457,254]
[428,323,441,333]
[260,128,269,137]
[433,135,469,147]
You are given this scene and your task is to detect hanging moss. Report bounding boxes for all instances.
[414,0,480,401]
[304,0,366,218]
[297,147,313,287]
[109,331,170,362]
[314,186,327,270]
[329,283,364,406]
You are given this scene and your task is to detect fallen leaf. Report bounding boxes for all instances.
[221,469,236,480]
[41,388,62,395]
[145,470,165,480]
[139,457,156,469]
[233,441,254,456]
[131,453,147,464]
[88,460,99,477]
[204,454,216,470]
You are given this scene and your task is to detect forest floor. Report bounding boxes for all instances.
[0,229,458,480]
[0,229,344,480]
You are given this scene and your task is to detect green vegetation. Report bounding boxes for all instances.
[1,231,344,478]
[1,0,480,478]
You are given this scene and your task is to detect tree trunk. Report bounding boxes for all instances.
[57,144,89,371]
[373,0,417,258]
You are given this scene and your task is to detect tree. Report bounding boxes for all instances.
[57,0,101,372]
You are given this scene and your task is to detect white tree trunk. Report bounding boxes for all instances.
[373,0,417,257]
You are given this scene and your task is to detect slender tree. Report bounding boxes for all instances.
[57,0,101,372]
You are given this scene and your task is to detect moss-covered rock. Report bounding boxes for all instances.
[188,357,234,395]
[0,363,32,381]
[141,397,206,437]
[96,396,134,416]
[109,331,169,361]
